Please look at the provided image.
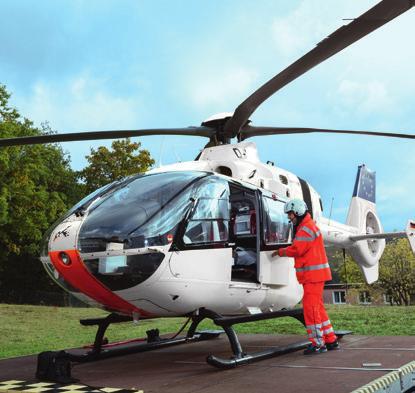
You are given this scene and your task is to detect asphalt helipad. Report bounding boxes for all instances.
[1,334,415,393]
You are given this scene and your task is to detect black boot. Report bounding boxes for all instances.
[326,340,340,350]
[303,344,327,355]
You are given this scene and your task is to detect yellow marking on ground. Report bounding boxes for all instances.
[26,385,55,388]
[57,391,89,393]
[0,385,22,391]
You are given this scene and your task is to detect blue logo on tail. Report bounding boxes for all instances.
[352,164,376,203]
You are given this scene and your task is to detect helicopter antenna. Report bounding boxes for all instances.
[173,147,181,162]
[328,197,334,226]
[172,143,188,163]
[158,136,166,168]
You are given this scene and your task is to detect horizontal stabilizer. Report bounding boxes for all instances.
[349,232,405,242]
[349,220,415,256]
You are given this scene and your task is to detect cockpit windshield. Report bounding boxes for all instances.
[78,171,208,252]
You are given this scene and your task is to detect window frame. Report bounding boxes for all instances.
[174,177,232,250]
[332,290,346,305]
[260,193,292,251]
[358,291,372,305]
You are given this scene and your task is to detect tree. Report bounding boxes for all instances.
[334,239,415,306]
[0,84,82,301]
[78,138,155,195]
[326,249,346,283]
[378,239,415,306]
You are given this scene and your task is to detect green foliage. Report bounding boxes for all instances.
[0,85,19,122]
[332,239,415,306]
[378,238,415,306]
[78,138,155,195]
[0,84,82,294]
[0,84,156,301]
[337,253,365,284]
[326,249,346,283]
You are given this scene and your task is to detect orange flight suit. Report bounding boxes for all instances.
[278,213,337,347]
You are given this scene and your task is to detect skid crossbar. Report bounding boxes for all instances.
[194,307,350,369]
[69,313,221,362]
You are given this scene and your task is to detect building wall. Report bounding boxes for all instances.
[323,285,391,305]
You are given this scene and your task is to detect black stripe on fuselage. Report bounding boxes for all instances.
[298,177,313,219]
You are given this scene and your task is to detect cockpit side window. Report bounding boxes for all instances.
[78,171,206,252]
[262,196,292,245]
[184,198,229,244]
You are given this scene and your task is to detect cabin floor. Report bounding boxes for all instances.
[1,334,415,393]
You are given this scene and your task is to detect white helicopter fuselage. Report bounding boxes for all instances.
[41,141,390,318]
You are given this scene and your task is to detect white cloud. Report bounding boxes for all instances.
[186,66,258,110]
[271,2,325,58]
[11,73,151,170]
[70,76,87,98]
[377,154,415,229]
[336,79,393,114]
[18,74,145,131]
[268,0,415,123]
[378,164,415,205]
[271,1,376,59]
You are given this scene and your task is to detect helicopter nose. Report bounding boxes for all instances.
[49,249,151,317]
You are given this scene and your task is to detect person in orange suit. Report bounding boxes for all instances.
[272,199,339,355]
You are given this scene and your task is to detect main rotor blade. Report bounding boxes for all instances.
[240,125,415,140]
[224,0,415,138]
[0,127,215,147]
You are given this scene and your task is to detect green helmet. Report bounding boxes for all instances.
[284,199,308,216]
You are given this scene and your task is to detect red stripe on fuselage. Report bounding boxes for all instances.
[49,250,151,317]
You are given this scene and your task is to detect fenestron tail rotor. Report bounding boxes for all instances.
[224,0,415,139]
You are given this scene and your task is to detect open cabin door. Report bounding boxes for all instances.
[259,194,293,285]
[229,184,259,282]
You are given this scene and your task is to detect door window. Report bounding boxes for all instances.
[183,178,230,245]
[262,196,291,245]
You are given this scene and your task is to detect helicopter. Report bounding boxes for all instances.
[2,0,415,374]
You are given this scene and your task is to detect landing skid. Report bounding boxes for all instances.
[204,309,350,368]
[36,313,221,382]
[73,308,314,369]
[36,308,351,381]
[69,314,221,363]
[195,308,312,369]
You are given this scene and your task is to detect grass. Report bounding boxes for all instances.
[1,304,414,359]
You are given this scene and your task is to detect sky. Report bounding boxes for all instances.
[1,0,415,231]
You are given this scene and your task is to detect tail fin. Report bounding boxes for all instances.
[346,165,385,284]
